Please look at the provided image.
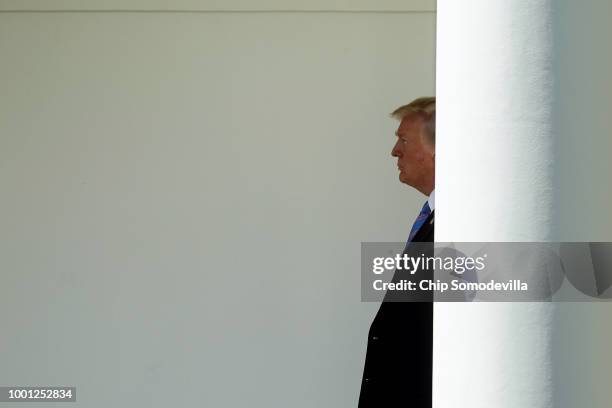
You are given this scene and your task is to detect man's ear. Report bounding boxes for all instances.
[423,141,435,157]
[419,123,435,157]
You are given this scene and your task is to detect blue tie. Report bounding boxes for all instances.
[408,201,431,242]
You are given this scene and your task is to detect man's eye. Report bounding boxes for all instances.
[401,139,408,144]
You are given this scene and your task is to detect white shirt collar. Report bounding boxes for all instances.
[427,189,435,211]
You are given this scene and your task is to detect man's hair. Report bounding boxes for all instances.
[390,96,436,146]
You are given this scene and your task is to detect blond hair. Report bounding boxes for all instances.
[390,96,436,145]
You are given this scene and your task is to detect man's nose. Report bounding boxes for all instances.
[391,140,401,157]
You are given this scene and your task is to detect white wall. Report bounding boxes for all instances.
[0,4,435,407]
[550,2,612,407]
[0,0,435,11]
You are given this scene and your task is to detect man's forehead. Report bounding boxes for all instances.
[396,113,423,134]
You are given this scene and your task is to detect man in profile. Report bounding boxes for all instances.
[358,97,436,407]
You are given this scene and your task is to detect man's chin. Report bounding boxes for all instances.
[398,173,415,188]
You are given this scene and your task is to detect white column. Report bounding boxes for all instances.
[435,0,612,407]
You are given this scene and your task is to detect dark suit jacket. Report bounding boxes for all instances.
[358,211,434,408]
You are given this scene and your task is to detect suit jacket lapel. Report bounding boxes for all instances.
[411,210,434,242]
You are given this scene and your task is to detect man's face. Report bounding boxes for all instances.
[391,113,435,194]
